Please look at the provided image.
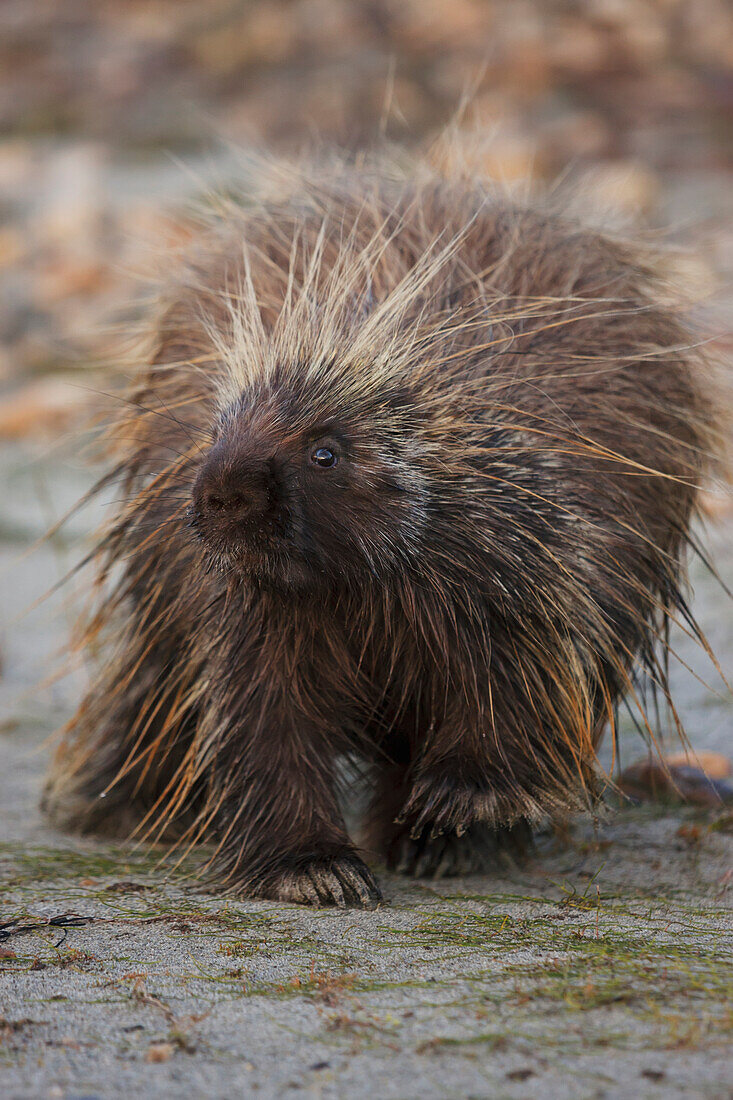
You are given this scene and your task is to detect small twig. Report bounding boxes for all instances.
[0,913,95,943]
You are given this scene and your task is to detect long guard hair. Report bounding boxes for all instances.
[43,155,726,905]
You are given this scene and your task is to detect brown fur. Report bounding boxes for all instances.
[43,160,721,907]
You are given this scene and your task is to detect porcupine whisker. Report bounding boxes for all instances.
[66,382,216,444]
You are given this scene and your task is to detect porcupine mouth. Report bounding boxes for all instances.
[187,505,319,588]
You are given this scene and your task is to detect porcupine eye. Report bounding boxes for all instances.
[311,446,338,469]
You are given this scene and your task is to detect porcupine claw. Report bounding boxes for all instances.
[261,854,383,910]
[386,820,534,880]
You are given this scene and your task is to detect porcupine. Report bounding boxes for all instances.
[43,159,720,908]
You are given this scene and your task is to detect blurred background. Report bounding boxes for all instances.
[1,0,732,419]
[0,1,731,757]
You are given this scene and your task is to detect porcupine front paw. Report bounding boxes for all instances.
[390,774,533,879]
[387,820,533,879]
[252,851,383,909]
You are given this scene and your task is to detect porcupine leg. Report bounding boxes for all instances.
[44,507,206,839]
[42,639,202,839]
[203,728,382,908]
[373,695,536,878]
[198,631,383,908]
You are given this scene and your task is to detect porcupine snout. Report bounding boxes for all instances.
[192,439,276,534]
[195,461,269,523]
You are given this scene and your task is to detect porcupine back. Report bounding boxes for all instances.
[44,159,721,875]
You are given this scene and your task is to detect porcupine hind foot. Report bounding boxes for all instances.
[42,782,136,838]
[42,709,200,842]
[41,757,193,842]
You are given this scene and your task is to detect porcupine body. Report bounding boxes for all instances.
[43,161,717,907]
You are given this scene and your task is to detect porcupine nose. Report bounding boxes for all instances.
[194,456,271,525]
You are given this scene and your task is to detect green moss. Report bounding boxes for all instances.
[0,841,203,887]
[3,833,730,1059]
